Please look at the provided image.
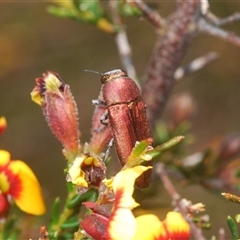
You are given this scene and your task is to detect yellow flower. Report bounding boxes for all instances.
[0,150,46,216]
[68,154,106,190]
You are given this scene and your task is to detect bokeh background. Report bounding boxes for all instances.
[1,1,240,238]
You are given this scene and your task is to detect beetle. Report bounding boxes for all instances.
[100,69,153,188]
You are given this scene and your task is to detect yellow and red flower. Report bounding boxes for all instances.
[0,116,7,135]
[81,166,190,240]
[0,149,46,216]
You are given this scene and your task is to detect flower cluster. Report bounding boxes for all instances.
[31,72,191,239]
[80,166,190,240]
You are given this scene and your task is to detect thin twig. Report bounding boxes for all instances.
[199,18,240,47]
[156,163,206,240]
[108,0,139,87]
[129,0,166,29]
[206,11,240,27]
[174,52,219,81]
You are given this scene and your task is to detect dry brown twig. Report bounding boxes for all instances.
[174,52,219,81]
[38,226,49,240]
[156,163,206,240]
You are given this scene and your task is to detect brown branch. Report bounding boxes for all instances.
[141,0,201,128]
[155,163,206,240]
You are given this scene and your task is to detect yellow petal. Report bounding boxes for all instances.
[106,166,152,240]
[30,87,42,105]
[113,166,152,208]
[164,212,190,239]
[8,160,46,215]
[108,208,137,240]
[135,214,167,240]
[68,156,88,187]
[0,150,10,165]
[102,177,114,190]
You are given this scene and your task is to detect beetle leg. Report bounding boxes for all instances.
[104,138,114,162]
[92,99,106,106]
[100,111,109,126]
[93,110,109,133]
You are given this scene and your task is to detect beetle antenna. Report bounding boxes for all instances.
[84,69,103,75]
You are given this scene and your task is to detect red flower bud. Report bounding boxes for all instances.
[31,72,81,161]
[81,213,108,240]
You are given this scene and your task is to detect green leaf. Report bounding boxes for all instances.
[2,216,19,240]
[73,0,103,23]
[61,216,79,230]
[120,2,141,17]
[147,136,185,158]
[124,139,152,168]
[51,197,61,226]
[227,215,239,240]
[7,229,21,240]
[49,231,59,240]
[67,194,83,209]
[67,188,99,209]
[47,6,77,19]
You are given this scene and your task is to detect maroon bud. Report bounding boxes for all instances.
[81,213,108,240]
[82,201,111,218]
[167,93,196,126]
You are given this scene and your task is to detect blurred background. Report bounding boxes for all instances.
[1,1,240,238]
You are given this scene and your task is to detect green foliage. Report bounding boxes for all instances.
[0,214,20,240]
[47,0,141,33]
[48,187,99,239]
[227,215,239,240]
